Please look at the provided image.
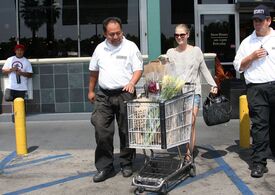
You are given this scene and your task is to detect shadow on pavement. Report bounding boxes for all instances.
[197,145,227,159]
[226,140,275,170]
[28,146,39,153]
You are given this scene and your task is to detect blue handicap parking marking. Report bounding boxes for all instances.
[147,145,253,195]
[4,153,72,174]
[0,151,17,173]
[1,145,254,195]
[1,151,85,195]
[207,145,253,195]
[3,171,95,195]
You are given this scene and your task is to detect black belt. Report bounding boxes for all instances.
[99,86,124,95]
[247,81,275,87]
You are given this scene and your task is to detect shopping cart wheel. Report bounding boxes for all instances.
[189,163,196,177]
[134,187,144,194]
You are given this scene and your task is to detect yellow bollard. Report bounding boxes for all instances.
[14,97,28,155]
[239,95,250,148]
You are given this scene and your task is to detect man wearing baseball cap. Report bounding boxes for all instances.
[2,44,33,101]
[252,4,270,20]
[233,4,275,178]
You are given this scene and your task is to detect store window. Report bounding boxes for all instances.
[0,0,17,60]
[160,0,195,54]
[78,0,139,57]
[18,0,77,58]
[0,0,140,60]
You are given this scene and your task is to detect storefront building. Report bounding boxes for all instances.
[0,0,274,113]
[1,0,274,61]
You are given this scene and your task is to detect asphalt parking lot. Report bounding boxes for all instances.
[1,113,275,195]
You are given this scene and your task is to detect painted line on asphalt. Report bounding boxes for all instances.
[3,171,95,195]
[2,145,254,194]
[5,153,71,169]
[147,145,253,195]
[207,145,254,195]
[4,153,72,174]
[0,151,17,172]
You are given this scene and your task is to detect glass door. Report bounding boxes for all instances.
[201,14,236,62]
[195,4,239,76]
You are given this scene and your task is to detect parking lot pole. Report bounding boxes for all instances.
[14,97,28,155]
[239,95,250,148]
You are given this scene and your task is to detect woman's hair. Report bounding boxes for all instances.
[175,24,190,34]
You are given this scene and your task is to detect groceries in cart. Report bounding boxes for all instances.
[142,58,185,101]
[127,57,195,148]
[127,91,194,149]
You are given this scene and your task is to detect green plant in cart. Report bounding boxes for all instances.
[160,75,185,100]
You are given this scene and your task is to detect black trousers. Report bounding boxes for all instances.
[91,89,135,171]
[5,89,26,102]
[246,82,275,165]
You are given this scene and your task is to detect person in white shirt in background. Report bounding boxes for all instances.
[2,44,33,101]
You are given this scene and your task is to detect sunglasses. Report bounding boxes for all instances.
[174,33,187,38]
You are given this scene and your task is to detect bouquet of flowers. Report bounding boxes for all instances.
[160,75,185,100]
[144,74,185,101]
[144,72,162,100]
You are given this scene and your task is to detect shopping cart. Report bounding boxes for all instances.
[126,84,196,194]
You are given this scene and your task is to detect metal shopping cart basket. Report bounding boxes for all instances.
[125,84,196,194]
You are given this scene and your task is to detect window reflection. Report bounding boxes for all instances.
[0,0,139,59]
[0,0,17,60]
[79,0,139,57]
[160,0,195,54]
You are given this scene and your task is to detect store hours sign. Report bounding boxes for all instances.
[210,33,228,46]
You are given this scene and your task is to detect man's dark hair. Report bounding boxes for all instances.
[103,17,122,33]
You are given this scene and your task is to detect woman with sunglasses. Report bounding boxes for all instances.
[166,24,218,162]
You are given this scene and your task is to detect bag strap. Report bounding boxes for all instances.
[206,93,232,113]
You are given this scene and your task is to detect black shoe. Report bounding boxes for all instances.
[121,165,133,177]
[251,164,268,178]
[93,167,116,183]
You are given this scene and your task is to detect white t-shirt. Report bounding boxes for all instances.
[89,37,143,90]
[2,56,33,91]
[233,28,275,84]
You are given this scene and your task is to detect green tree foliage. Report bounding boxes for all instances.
[20,0,45,39]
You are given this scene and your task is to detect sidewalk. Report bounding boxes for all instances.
[1,113,275,194]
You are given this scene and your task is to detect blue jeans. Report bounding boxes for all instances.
[193,94,201,108]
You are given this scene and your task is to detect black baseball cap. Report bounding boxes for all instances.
[252,4,270,20]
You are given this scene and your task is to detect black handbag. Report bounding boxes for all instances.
[203,93,232,126]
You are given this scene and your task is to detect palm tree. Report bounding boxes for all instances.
[42,0,60,42]
[20,0,45,40]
